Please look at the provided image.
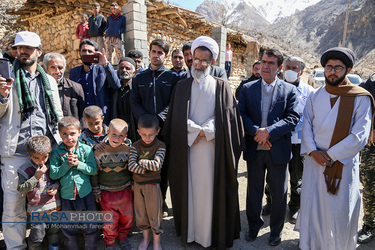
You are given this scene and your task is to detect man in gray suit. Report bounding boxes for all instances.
[238,49,300,246]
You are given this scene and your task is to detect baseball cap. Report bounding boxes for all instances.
[13,31,42,48]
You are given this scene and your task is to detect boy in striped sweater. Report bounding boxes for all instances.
[128,114,166,250]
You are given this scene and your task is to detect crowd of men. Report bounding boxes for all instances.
[0,3,375,250]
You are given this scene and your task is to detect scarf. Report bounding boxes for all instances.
[111,13,121,20]
[13,59,59,126]
[323,77,375,195]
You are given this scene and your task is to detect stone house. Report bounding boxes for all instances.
[5,0,261,80]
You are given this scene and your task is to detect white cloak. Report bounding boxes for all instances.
[295,87,372,250]
[186,75,216,247]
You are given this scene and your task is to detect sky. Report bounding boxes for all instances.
[170,0,204,11]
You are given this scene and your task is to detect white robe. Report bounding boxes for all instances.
[295,87,372,250]
[186,75,216,247]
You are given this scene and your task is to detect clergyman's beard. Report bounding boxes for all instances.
[325,73,346,86]
[83,62,93,66]
[191,65,210,80]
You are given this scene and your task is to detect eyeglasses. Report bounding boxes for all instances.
[324,65,346,73]
[193,58,211,67]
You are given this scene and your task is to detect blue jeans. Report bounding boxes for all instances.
[225,61,232,78]
[61,192,98,250]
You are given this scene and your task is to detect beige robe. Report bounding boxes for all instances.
[186,75,216,247]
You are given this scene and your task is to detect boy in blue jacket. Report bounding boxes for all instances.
[105,2,126,64]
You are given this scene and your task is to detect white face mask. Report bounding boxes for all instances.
[284,70,299,83]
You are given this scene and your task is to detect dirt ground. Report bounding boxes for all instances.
[1,156,374,249]
[121,157,375,250]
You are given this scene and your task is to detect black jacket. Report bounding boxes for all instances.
[59,78,85,123]
[360,73,375,129]
[235,75,261,100]
[88,14,107,37]
[130,64,180,126]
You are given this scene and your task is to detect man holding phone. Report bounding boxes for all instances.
[0,31,63,249]
[69,39,121,124]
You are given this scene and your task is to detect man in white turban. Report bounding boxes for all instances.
[163,36,244,249]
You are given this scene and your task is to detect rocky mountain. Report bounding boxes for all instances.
[195,0,321,28]
[195,0,375,77]
[268,0,368,54]
[246,0,321,24]
[195,0,270,32]
[317,0,375,59]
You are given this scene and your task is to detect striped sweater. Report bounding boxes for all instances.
[128,138,166,184]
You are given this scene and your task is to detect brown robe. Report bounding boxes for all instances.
[163,77,244,249]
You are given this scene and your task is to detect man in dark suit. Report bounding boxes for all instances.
[43,52,85,123]
[238,49,300,246]
[70,39,121,124]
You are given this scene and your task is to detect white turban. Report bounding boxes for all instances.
[191,36,219,60]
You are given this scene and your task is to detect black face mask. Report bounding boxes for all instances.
[325,73,346,86]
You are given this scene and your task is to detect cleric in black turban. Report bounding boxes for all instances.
[321,47,355,68]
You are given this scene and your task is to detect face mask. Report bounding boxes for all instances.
[284,70,299,83]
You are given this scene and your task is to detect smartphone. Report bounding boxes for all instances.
[0,58,11,82]
[82,54,99,64]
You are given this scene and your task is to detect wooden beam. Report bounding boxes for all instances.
[159,7,180,16]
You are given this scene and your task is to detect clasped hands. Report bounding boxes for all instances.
[254,128,272,150]
[194,130,206,144]
[68,152,79,167]
[310,150,332,167]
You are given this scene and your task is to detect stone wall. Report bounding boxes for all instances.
[5,0,257,80]
[27,11,82,68]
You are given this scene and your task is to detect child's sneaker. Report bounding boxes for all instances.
[357,224,375,244]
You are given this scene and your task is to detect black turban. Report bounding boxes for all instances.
[119,57,136,68]
[321,47,355,68]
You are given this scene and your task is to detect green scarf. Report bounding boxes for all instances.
[13,59,59,125]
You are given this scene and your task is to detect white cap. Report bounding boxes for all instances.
[13,31,42,48]
[191,36,219,60]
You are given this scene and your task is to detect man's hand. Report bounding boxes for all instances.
[194,130,206,144]
[310,150,331,166]
[254,128,270,144]
[0,76,13,98]
[96,48,108,66]
[260,140,272,150]
[47,183,59,196]
[68,152,79,167]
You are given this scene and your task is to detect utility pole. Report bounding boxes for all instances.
[342,0,350,47]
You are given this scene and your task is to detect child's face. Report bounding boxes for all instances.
[59,126,81,150]
[30,152,49,167]
[108,127,127,148]
[137,127,159,145]
[80,15,87,23]
[84,116,104,135]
